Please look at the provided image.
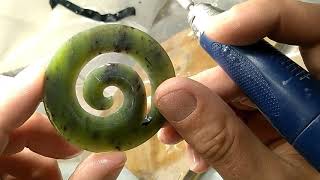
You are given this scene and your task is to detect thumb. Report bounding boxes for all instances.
[70,152,126,180]
[155,77,292,180]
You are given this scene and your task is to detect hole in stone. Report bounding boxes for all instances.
[75,52,151,117]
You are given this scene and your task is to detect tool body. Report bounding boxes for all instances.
[177,0,320,170]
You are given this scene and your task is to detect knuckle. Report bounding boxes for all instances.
[194,118,236,163]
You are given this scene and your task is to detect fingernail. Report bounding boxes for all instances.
[101,152,126,179]
[156,90,196,122]
[191,150,201,170]
[65,149,84,159]
[239,97,257,109]
[0,132,9,155]
[77,152,126,179]
[191,154,209,173]
[101,152,126,168]
[106,166,124,180]
[186,144,209,173]
[232,96,257,110]
[187,145,200,171]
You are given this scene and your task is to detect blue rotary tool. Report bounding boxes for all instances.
[176,0,320,171]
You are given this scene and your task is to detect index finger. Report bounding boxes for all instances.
[0,63,44,154]
[206,0,320,46]
[4,113,81,159]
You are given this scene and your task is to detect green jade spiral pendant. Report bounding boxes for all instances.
[43,24,175,152]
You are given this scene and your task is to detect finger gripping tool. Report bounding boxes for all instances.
[177,0,320,171]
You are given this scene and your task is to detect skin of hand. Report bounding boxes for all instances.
[0,64,126,180]
[155,0,320,179]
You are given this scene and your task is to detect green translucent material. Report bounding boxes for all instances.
[43,24,175,152]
